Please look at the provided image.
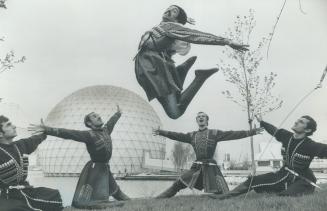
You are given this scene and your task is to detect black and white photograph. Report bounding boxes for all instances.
[0,0,327,210]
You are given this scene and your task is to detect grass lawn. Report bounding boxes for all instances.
[64,184,327,211]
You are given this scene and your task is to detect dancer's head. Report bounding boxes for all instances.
[196,112,209,127]
[162,5,187,25]
[84,112,104,129]
[291,115,317,136]
[0,115,17,141]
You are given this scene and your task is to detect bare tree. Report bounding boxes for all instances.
[1,1,26,75]
[0,0,25,106]
[241,155,251,170]
[219,10,283,174]
[0,48,26,74]
[171,142,193,172]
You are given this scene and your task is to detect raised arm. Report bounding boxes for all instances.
[154,129,191,144]
[259,121,292,143]
[160,22,248,51]
[106,112,121,134]
[15,134,47,154]
[215,128,261,142]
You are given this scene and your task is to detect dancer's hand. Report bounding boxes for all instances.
[116,105,122,114]
[254,127,264,135]
[28,119,46,135]
[255,114,263,122]
[229,42,249,52]
[152,127,160,136]
[187,17,196,25]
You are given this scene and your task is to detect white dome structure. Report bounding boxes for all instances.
[37,85,165,176]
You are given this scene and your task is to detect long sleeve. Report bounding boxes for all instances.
[45,127,91,143]
[15,134,47,154]
[158,130,192,144]
[161,22,231,46]
[260,121,292,144]
[105,111,121,134]
[215,129,256,142]
[308,142,327,159]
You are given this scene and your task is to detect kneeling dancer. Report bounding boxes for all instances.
[153,112,262,198]
[213,115,327,199]
[0,115,63,211]
[29,106,129,209]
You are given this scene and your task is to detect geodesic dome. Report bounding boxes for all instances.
[37,85,165,176]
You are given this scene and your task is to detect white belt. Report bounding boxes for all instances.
[8,185,29,190]
[193,161,217,166]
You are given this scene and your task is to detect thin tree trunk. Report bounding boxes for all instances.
[241,56,256,175]
[248,122,256,174]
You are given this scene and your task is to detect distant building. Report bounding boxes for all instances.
[222,153,231,170]
[37,85,166,176]
[255,142,283,172]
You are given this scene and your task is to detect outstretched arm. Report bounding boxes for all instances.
[44,127,91,143]
[256,115,292,143]
[28,119,91,143]
[216,128,262,142]
[153,128,191,144]
[105,105,122,134]
[309,142,327,159]
[15,134,47,154]
[161,22,248,52]
[259,121,279,137]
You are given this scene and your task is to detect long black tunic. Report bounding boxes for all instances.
[44,112,122,207]
[135,22,231,101]
[158,128,257,193]
[250,121,327,194]
[0,134,63,211]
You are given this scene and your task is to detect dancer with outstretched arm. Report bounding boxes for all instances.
[28,105,129,209]
[153,112,262,198]
[135,5,249,119]
[0,115,63,211]
[210,115,327,199]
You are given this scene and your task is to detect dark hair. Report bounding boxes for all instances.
[302,115,317,136]
[0,115,9,133]
[172,5,187,25]
[84,112,94,128]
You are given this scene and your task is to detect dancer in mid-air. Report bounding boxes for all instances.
[0,115,63,211]
[29,105,129,209]
[153,112,262,198]
[135,5,249,119]
[210,115,327,199]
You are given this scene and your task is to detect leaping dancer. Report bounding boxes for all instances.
[134,5,249,119]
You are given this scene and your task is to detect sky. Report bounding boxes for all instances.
[0,0,326,162]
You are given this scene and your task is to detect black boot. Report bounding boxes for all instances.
[209,181,250,200]
[156,181,186,198]
[176,56,197,88]
[112,188,131,201]
[178,68,218,113]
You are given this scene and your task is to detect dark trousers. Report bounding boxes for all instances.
[219,173,315,199]
[156,180,187,198]
[0,198,32,211]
